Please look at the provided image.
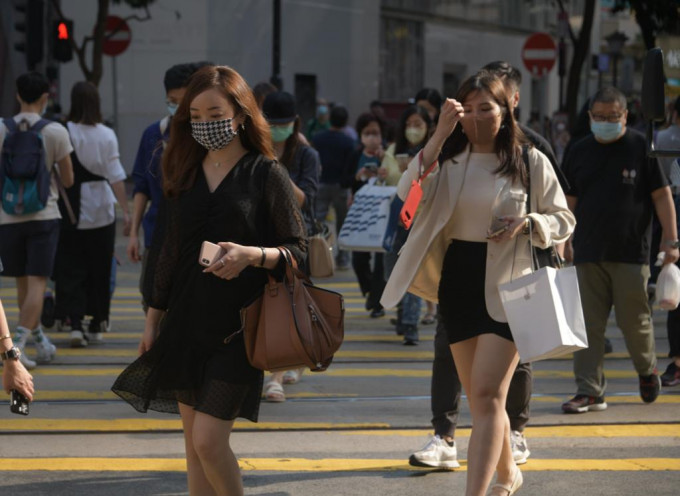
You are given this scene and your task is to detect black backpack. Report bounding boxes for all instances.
[0,118,52,215]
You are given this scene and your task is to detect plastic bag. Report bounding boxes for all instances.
[656,263,680,310]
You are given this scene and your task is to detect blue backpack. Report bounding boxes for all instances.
[0,118,52,215]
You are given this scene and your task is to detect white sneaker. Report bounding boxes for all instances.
[408,435,460,469]
[86,332,104,344]
[510,430,531,465]
[35,335,57,364]
[13,332,37,370]
[70,330,88,348]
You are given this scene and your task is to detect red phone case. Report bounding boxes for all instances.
[400,180,423,230]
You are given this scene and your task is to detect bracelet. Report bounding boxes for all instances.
[522,217,533,236]
[259,246,266,267]
[0,335,11,341]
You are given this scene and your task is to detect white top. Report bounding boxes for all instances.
[446,153,499,242]
[67,122,126,229]
[0,113,73,225]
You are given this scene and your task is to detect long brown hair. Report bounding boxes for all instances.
[280,116,302,170]
[67,81,103,125]
[441,71,528,186]
[162,65,275,197]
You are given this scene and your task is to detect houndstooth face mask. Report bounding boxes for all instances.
[190,118,238,151]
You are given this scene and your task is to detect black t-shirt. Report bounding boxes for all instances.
[563,128,668,264]
[519,123,569,192]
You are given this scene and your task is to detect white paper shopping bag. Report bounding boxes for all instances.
[498,266,588,363]
[338,183,398,252]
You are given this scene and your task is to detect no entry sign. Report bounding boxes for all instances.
[522,32,557,77]
[102,15,131,57]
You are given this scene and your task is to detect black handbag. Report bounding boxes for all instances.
[522,146,563,269]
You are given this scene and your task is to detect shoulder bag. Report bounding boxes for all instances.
[236,247,345,372]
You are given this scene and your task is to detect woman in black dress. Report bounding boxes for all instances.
[112,65,306,496]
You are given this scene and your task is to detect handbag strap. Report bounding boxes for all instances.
[416,149,439,184]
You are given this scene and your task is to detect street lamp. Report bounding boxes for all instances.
[605,31,628,88]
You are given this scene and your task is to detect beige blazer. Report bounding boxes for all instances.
[380,145,576,322]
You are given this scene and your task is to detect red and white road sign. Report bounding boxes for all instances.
[522,32,557,77]
[102,15,131,57]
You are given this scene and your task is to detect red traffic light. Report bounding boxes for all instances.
[57,22,69,40]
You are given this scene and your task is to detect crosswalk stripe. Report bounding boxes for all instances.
[0,457,677,472]
[25,366,673,381]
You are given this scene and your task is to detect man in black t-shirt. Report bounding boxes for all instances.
[561,86,679,414]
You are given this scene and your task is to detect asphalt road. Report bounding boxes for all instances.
[0,230,678,495]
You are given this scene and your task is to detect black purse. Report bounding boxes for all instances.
[522,146,563,270]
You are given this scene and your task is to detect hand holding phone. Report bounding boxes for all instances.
[199,241,226,267]
[486,225,509,239]
[10,389,30,416]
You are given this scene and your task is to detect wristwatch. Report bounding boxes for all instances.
[522,217,533,236]
[664,239,680,249]
[0,346,21,361]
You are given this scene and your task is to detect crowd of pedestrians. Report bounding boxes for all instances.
[1,57,680,496]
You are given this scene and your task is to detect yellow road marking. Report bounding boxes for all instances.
[343,424,680,438]
[0,419,389,432]
[26,366,672,381]
[0,457,678,472]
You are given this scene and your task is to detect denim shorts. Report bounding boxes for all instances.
[0,219,60,277]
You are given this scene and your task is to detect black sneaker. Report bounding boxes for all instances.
[639,370,661,403]
[661,362,680,387]
[41,290,56,328]
[604,337,613,355]
[370,309,385,318]
[561,394,607,413]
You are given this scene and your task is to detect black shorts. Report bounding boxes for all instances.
[0,219,60,277]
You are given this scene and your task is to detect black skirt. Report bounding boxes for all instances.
[438,240,513,344]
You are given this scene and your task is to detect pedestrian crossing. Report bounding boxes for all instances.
[1,274,679,488]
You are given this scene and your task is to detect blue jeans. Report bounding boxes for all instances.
[384,225,421,339]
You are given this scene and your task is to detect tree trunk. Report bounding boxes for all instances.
[88,0,110,86]
[565,0,596,130]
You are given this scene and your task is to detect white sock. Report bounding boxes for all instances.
[14,326,31,344]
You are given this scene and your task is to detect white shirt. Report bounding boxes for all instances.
[446,153,499,242]
[0,113,73,225]
[67,122,126,229]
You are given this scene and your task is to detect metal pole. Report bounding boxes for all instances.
[112,56,118,132]
[613,55,618,88]
[271,0,282,90]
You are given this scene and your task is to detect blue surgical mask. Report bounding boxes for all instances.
[590,121,622,142]
[167,103,178,117]
[271,124,294,143]
[317,105,328,117]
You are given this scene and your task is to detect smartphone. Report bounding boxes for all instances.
[486,225,509,239]
[366,164,378,173]
[10,389,29,416]
[199,241,226,267]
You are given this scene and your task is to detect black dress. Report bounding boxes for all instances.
[112,153,307,421]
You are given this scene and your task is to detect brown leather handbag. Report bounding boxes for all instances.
[238,247,345,372]
[309,221,335,278]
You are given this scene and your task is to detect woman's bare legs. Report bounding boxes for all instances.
[451,334,520,496]
[179,402,243,496]
[179,402,217,496]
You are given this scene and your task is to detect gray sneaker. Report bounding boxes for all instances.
[35,336,57,364]
[13,333,37,370]
[510,430,531,465]
[408,435,460,469]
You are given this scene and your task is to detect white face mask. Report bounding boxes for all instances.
[405,126,426,145]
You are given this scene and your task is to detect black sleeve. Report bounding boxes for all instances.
[521,124,569,192]
[648,156,670,193]
[561,146,578,197]
[264,161,308,268]
[296,146,320,208]
[341,143,359,189]
[142,196,180,310]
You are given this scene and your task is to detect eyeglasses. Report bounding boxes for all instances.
[590,113,624,123]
